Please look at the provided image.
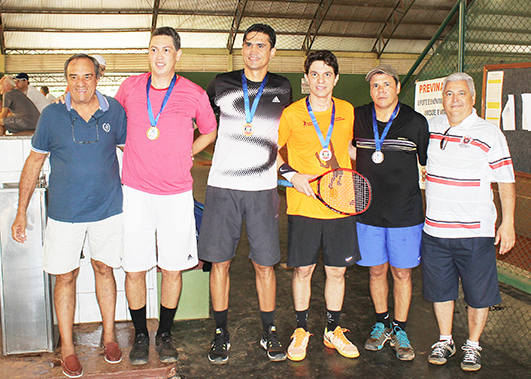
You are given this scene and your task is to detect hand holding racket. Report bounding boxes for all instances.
[278,168,372,215]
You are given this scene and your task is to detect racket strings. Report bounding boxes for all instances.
[318,170,370,214]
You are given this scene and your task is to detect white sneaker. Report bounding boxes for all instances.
[323,326,359,359]
[287,328,312,361]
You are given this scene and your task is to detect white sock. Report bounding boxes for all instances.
[439,335,453,343]
[466,339,480,349]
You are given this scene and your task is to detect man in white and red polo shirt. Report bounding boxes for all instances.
[423,72,515,372]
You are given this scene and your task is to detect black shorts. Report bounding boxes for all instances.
[287,215,360,268]
[421,232,502,308]
[197,186,281,266]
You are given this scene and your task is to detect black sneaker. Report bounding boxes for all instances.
[428,340,456,365]
[260,325,287,362]
[129,333,150,365]
[461,344,482,371]
[208,328,231,364]
[155,332,179,363]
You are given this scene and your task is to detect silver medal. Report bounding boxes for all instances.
[372,150,384,164]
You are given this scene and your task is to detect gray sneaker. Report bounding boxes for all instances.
[364,322,391,351]
[428,340,456,365]
[155,332,179,363]
[389,326,415,361]
[461,344,482,371]
[129,333,149,365]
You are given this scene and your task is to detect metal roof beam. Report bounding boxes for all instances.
[0,8,448,24]
[0,16,5,55]
[5,27,436,41]
[226,0,248,53]
[0,3,454,14]
[151,0,160,34]
[372,0,416,58]
[302,0,334,54]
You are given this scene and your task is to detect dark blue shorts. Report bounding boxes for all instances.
[287,215,360,268]
[421,232,501,308]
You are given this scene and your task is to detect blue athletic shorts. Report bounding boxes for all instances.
[421,232,501,308]
[356,223,423,268]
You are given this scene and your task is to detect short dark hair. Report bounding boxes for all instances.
[40,86,49,95]
[243,24,276,48]
[304,50,339,76]
[64,53,100,79]
[151,27,181,51]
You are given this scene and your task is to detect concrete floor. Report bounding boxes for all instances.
[1,158,530,378]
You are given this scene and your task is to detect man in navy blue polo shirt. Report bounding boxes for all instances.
[12,53,127,378]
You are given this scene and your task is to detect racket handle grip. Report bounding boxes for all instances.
[277,179,293,188]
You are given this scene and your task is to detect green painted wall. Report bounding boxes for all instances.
[179,71,375,108]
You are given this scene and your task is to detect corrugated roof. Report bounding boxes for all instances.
[1,0,458,53]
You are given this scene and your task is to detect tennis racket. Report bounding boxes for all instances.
[278,168,372,215]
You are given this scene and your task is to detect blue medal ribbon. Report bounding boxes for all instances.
[242,71,268,124]
[372,102,400,153]
[306,96,335,150]
[146,74,177,128]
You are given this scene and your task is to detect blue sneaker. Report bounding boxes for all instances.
[364,322,391,351]
[389,326,415,361]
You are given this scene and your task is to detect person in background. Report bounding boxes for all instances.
[0,76,40,135]
[40,85,57,102]
[14,72,51,113]
[93,55,107,77]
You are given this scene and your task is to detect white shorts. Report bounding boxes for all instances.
[43,214,123,275]
[122,186,198,272]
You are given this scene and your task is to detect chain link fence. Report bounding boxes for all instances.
[401,0,531,366]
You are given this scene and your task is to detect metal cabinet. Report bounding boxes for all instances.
[0,188,54,355]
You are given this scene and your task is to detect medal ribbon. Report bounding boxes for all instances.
[242,71,268,124]
[306,96,335,149]
[372,102,399,153]
[146,74,177,128]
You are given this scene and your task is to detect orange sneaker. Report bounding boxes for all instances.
[323,326,360,359]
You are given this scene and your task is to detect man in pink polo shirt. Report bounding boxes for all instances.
[115,26,217,366]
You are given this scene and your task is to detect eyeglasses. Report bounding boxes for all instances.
[439,127,452,150]
[71,114,99,144]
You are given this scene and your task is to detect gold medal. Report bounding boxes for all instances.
[243,123,254,136]
[147,126,160,140]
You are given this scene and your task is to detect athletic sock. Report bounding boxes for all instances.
[295,309,309,331]
[129,306,149,336]
[260,310,275,332]
[376,311,391,328]
[157,305,177,336]
[440,334,453,342]
[393,319,407,331]
[326,310,341,332]
[213,309,228,331]
[466,340,480,349]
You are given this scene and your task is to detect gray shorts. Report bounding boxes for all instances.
[3,116,35,133]
[198,186,281,266]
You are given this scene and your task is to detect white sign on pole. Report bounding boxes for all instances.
[414,77,446,119]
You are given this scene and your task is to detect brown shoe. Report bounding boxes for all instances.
[61,354,83,378]
[102,341,123,364]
